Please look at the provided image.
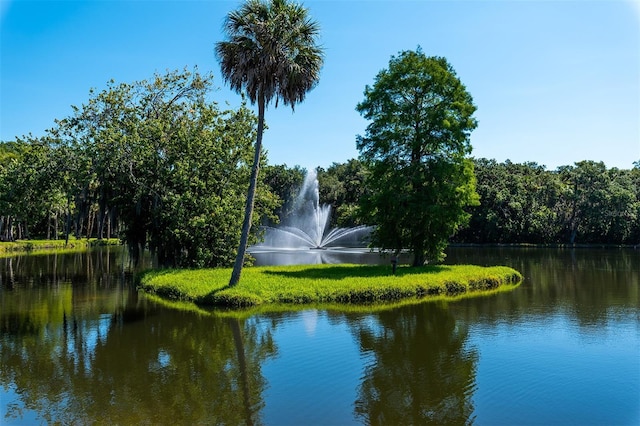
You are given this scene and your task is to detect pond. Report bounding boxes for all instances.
[1,247,638,425]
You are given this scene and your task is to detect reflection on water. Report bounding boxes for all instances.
[0,247,638,424]
[351,303,477,425]
[1,249,276,424]
[249,247,412,266]
[444,247,639,326]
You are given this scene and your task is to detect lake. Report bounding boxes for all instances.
[1,247,638,425]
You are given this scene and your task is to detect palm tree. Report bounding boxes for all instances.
[216,0,324,286]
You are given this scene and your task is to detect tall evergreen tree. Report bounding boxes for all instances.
[357,49,478,265]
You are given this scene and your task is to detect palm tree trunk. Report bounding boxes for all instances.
[229,95,265,287]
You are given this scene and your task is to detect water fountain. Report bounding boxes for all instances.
[249,169,374,263]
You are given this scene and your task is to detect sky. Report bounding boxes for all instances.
[1,0,639,171]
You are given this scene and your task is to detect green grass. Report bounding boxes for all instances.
[0,238,120,257]
[138,263,522,310]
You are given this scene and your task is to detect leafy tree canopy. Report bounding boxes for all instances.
[7,68,278,267]
[317,159,368,227]
[356,49,479,265]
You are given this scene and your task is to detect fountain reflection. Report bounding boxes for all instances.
[249,246,400,266]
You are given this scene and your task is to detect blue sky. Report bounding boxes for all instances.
[1,0,639,170]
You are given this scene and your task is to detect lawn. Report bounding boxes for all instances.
[138,263,522,308]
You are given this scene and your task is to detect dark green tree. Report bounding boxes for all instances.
[557,161,639,244]
[629,161,640,244]
[0,141,25,240]
[356,49,479,265]
[216,0,324,286]
[261,164,306,225]
[54,69,274,267]
[0,137,62,240]
[317,159,368,227]
[457,159,563,244]
[603,167,638,244]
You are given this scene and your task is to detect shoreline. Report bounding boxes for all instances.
[449,242,638,249]
[0,238,121,256]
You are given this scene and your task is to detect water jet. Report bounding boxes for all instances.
[251,169,373,250]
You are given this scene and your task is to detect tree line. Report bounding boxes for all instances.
[3,75,638,268]
[0,69,278,267]
[2,57,637,272]
[456,158,640,245]
[312,158,640,246]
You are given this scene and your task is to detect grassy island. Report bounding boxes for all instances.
[138,264,522,309]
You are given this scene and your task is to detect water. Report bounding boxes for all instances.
[1,247,638,425]
[248,247,408,266]
[255,170,373,249]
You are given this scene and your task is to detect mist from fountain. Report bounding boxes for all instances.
[253,169,373,250]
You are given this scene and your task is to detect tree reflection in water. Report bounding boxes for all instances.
[0,249,277,425]
[348,303,478,425]
[2,292,277,424]
[3,247,635,424]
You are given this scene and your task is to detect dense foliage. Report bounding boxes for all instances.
[2,79,637,267]
[356,49,479,266]
[0,69,278,267]
[317,159,368,227]
[261,164,306,225]
[454,159,640,245]
[263,159,640,246]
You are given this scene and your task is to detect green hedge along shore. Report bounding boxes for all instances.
[0,238,120,257]
[138,264,522,308]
